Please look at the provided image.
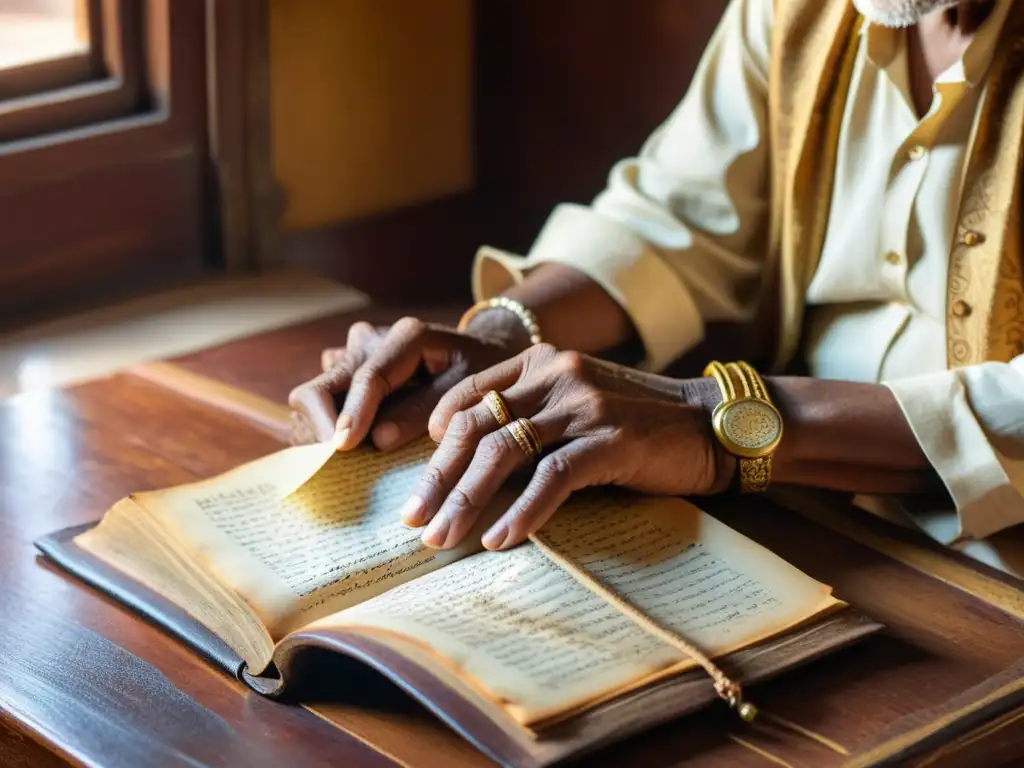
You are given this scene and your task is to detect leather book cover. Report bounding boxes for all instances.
[36,522,883,767]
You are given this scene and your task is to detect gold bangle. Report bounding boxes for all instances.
[458,297,543,345]
[702,361,736,401]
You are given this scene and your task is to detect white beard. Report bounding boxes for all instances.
[851,0,960,27]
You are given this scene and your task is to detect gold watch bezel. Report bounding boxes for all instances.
[711,398,784,459]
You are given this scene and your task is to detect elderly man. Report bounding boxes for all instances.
[291,0,1024,577]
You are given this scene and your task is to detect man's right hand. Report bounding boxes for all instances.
[288,313,531,451]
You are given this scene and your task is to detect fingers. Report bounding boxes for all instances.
[429,354,527,442]
[371,365,465,451]
[483,437,609,550]
[289,411,317,446]
[338,318,461,450]
[409,390,566,550]
[288,360,363,442]
[321,347,345,372]
[419,421,528,549]
[289,322,379,442]
[402,399,505,529]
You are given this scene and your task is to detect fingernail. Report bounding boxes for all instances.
[401,496,427,527]
[373,421,400,450]
[482,525,509,551]
[335,413,353,448]
[422,516,450,549]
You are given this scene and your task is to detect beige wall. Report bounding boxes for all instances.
[270,0,474,232]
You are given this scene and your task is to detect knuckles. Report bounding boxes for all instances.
[444,410,478,443]
[286,383,310,410]
[477,428,517,465]
[392,316,426,337]
[416,462,449,498]
[352,363,388,394]
[582,391,613,425]
[553,349,587,377]
[536,452,572,484]
[346,321,377,347]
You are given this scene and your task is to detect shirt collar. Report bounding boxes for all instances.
[861,0,1014,88]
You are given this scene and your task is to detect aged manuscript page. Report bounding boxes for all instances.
[131,439,502,646]
[314,495,839,725]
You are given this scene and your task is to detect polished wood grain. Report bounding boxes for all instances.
[4,307,1023,767]
[129,361,294,442]
[167,304,464,404]
[0,378,394,768]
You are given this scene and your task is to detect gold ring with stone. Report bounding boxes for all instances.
[506,418,543,459]
[484,390,512,427]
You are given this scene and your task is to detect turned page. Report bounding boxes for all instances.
[130,438,504,646]
[311,494,839,725]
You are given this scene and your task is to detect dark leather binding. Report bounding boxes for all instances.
[280,612,881,768]
[37,522,883,767]
[35,523,247,680]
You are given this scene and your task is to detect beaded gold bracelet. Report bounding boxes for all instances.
[457,296,543,345]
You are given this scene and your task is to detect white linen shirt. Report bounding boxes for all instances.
[472,0,1024,575]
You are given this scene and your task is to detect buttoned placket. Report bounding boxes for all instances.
[872,47,972,379]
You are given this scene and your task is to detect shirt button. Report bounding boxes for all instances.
[952,300,972,318]
[961,230,985,246]
[908,145,928,161]
[884,251,902,265]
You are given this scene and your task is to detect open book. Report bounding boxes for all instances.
[37,438,880,767]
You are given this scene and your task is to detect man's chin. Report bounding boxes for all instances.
[851,0,959,27]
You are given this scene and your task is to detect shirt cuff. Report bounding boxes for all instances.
[885,371,1024,543]
[471,203,704,372]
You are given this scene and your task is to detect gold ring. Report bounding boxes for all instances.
[506,418,543,458]
[484,390,512,427]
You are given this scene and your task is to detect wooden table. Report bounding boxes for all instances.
[2,305,1023,768]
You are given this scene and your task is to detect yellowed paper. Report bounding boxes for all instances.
[129,438,508,644]
[314,495,839,725]
[77,499,275,668]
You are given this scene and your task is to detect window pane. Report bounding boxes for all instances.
[0,0,88,71]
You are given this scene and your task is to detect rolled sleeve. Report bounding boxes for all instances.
[885,356,1024,543]
[472,0,774,373]
[472,206,704,372]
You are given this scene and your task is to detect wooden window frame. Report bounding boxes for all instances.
[0,0,148,143]
[0,0,99,99]
[0,0,275,325]
[0,0,203,188]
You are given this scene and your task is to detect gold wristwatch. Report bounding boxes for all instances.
[702,361,783,493]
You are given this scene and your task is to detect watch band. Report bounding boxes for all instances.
[702,360,782,493]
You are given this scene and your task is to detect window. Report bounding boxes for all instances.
[0,0,88,71]
[0,0,209,322]
[0,0,273,325]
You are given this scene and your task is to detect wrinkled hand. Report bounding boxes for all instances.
[288,316,528,451]
[402,344,732,552]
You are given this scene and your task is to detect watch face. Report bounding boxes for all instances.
[720,400,782,453]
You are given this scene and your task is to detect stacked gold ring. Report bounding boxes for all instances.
[506,418,543,459]
[482,391,542,459]
[484,390,512,427]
